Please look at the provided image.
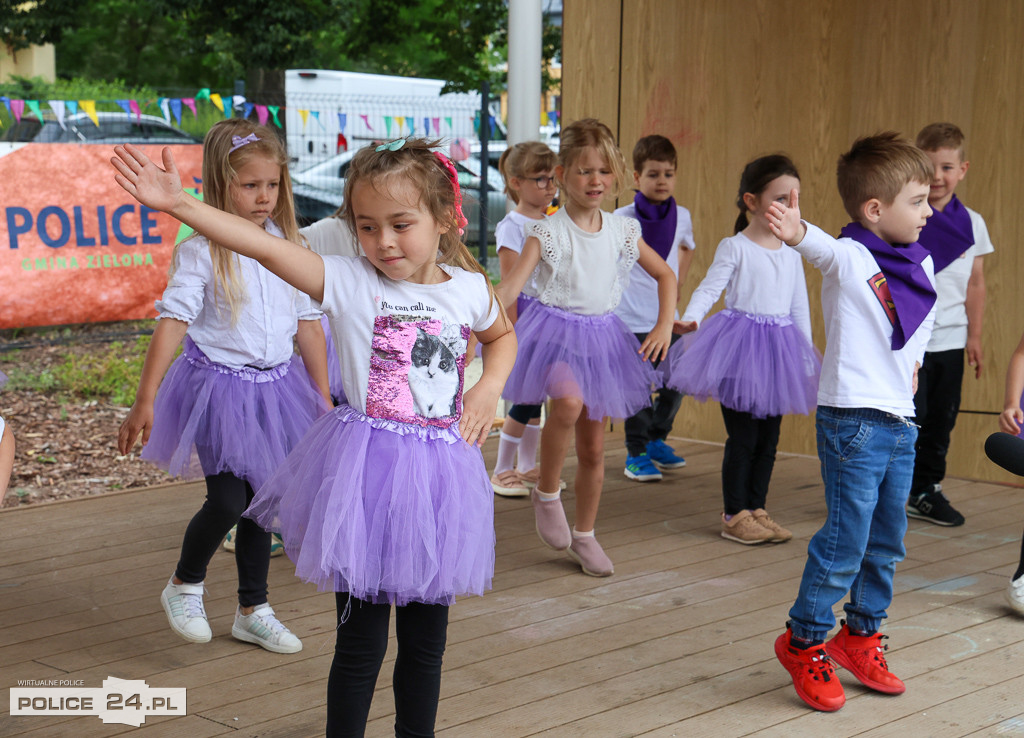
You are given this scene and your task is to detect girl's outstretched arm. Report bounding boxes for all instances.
[460,318,517,447]
[495,237,542,314]
[112,144,326,302]
[0,422,14,499]
[295,319,333,408]
[1000,331,1024,435]
[118,317,188,454]
[635,239,677,362]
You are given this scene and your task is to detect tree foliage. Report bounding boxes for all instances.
[4,0,559,95]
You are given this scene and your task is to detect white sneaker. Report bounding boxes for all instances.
[160,577,212,643]
[1008,575,1024,616]
[232,604,303,654]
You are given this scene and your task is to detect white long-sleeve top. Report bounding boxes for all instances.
[681,232,813,343]
[155,219,320,370]
[792,222,936,416]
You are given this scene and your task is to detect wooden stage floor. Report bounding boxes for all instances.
[2,432,1024,737]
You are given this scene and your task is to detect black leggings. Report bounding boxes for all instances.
[720,405,782,515]
[327,594,449,738]
[175,471,270,607]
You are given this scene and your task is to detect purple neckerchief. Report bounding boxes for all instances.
[840,221,936,350]
[916,194,974,273]
[633,192,677,260]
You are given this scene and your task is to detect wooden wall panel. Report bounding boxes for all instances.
[562,0,1024,482]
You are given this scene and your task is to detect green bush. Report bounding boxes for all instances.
[4,335,152,407]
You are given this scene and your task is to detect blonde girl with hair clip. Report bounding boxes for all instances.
[118,120,332,654]
[490,140,559,498]
[497,118,677,577]
[111,137,516,736]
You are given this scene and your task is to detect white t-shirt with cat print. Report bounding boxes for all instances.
[318,256,499,430]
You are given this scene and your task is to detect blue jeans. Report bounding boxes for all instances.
[788,406,918,643]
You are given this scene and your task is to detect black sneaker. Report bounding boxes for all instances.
[906,485,965,526]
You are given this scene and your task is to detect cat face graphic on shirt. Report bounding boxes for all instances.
[367,314,469,428]
[408,328,459,418]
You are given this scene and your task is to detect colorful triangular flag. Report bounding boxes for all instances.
[360,113,372,131]
[169,98,183,125]
[80,100,99,127]
[182,98,197,118]
[25,100,43,122]
[255,105,268,126]
[267,105,281,127]
[48,100,66,129]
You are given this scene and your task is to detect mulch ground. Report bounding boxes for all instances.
[1,324,171,509]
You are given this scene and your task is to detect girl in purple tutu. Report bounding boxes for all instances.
[664,155,821,545]
[112,137,516,737]
[496,118,677,577]
[117,120,332,654]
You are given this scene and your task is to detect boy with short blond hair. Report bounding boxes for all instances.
[614,134,695,482]
[766,132,937,712]
[906,123,994,526]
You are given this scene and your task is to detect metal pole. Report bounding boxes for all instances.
[507,0,543,146]
[478,80,490,267]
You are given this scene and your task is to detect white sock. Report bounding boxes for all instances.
[517,424,542,472]
[493,431,521,475]
[572,527,595,538]
[535,488,561,502]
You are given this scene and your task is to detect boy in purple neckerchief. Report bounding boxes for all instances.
[766,133,936,712]
[614,135,696,482]
[906,123,994,526]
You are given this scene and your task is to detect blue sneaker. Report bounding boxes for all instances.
[647,439,686,470]
[624,454,662,482]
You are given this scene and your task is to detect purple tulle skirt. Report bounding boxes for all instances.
[502,302,656,420]
[244,404,494,606]
[141,337,328,489]
[663,309,821,418]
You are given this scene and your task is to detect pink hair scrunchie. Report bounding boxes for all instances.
[432,150,469,236]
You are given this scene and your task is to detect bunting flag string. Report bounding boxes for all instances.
[0,88,488,142]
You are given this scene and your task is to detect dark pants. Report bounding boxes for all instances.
[327,595,449,738]
[507,403,542,424]
[624,331,683,456]
[911,348,964,496]
[175,471,270,607]
[720,405,782,515]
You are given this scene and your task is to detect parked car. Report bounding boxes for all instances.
[0,112,201,145]
[290,148,509,243]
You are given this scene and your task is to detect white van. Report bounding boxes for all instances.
[284,69,491,173]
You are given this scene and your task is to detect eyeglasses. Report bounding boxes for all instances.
[527,175,556,188]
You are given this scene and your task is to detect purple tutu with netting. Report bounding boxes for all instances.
[141,336,328,489]
[663,309,821,418]
[244,404,494,606]
[503,301,656,420]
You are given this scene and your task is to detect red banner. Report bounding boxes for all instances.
[0,144,204,328]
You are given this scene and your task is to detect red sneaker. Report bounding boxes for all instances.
[824,620,905,695]
[775,629,845,712]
